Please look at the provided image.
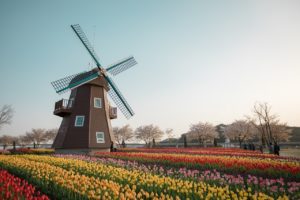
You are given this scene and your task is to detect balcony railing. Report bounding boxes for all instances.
[54,99,73,117]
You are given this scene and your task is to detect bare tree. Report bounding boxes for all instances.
[113,124,134,146]
[18,135,32,147]
[249,102,289,146]
[251,102,276,146]
[0,105,14,130]
[165,128,174,143]
[187,122,218,146]
[25,129,48,147]
[270,121,291,144]
[0,135,15,149]
[45,128,58,143]
[135,124,164,147]
[14,128,58,147]
[225,120,256,148]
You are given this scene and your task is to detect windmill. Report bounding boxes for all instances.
[51,24,137,154]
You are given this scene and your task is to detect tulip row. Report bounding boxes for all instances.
[0,169,49,200]
[0,155,288,200]
[120,148,298,161]
[95,152,300,180]
[0,149,9,154]
[9,148,54,155]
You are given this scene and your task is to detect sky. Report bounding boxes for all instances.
[0,0,299,138]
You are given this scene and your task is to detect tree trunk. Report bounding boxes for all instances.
[183,135,187,148]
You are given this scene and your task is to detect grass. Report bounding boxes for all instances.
[280,148,300,158]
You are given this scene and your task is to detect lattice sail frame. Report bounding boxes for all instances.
[105,76,135,119]
[71,24,102,67]
[51,71,99,94]
[106,56,137,76]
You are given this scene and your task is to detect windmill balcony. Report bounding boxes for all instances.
[54,99,73,117]
[109,107,117,119]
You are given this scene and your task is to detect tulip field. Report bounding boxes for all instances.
[0,169,49,200]
[0,148,299,199]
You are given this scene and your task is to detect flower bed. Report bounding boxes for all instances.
[95,152,300,180]
[0,149,10,155]
[56,154,300,199]
[9,148,54,155]
[0,169,49,200]
[0,154,290,200]
[119,147,299,160]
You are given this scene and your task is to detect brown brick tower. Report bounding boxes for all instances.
[52,75,117,154]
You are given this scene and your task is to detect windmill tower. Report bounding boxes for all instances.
[51,24,137,154]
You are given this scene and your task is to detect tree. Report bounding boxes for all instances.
[249,102,290,146]
[165,128,174,144]
[0,135,15,149]
[270,121,291,144]
[18,135,32,147]
[113,124,134,146]
[25,129,48,148]
[135,124,164,147]
[183,134,187,148]
[45,128,58,143]
[0,105,13,130]
[187,122,218,146]
[225,120,256,148]
[250,102,276,146]
[152,138,156,147]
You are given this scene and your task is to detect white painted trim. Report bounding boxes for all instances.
[94,97,102,108]
[96,132,105,143]
[75,115,85,127]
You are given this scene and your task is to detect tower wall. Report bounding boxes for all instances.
[62,85,90,148]
[88,85,112,148]
[52,76,114,153]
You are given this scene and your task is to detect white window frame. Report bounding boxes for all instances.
[96,132,105,143]
[74,115,85,127]
[94,97,102,108]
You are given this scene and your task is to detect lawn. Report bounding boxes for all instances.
[281,148,300,158]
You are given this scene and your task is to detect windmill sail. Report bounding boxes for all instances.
[106,56,137,76]
[104,76,134,119]
[71,24,102,68]
[51,70,99,94]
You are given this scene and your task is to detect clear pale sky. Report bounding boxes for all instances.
[0,0,299,138]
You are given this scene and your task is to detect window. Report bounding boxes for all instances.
[94,98,102,108]
[96,132,105,143]
[75,116,85,127]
